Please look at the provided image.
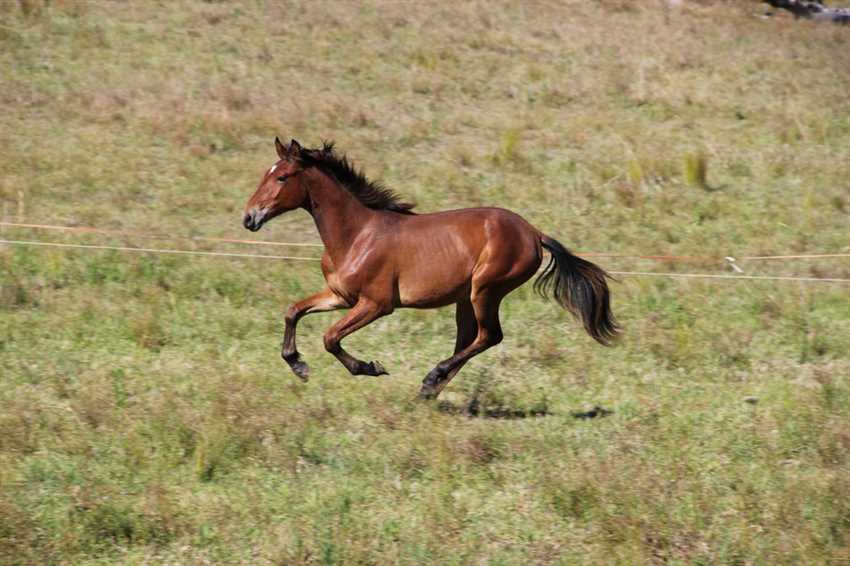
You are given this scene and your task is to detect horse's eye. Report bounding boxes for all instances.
[277,174,289,183]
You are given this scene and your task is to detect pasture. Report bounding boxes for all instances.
[1,1,849,563]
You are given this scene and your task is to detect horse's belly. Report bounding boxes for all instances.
[396,264,472,308]
[393,218,484,308]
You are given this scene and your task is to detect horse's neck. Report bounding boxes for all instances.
[306,171,374,258]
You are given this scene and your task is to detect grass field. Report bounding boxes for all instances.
[2,0,850,563]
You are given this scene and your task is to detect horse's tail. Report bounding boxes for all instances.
[533,235,619,345]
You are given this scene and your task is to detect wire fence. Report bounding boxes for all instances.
[0,239,321,262]
[2,221,849,284]
[0,221,324,247]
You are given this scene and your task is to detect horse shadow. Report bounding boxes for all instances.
[436,399,613,421]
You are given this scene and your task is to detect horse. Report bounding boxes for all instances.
[243,137,619,399]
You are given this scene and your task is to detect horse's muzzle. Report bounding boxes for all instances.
[243,209,264,232]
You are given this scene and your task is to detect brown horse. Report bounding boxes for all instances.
[243,138,618,399]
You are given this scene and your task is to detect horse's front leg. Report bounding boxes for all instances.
[282,288,348,381]
[323,298,392,377]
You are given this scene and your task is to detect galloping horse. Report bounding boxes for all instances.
[243,138,619,399]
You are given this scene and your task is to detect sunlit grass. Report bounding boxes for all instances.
[1,1,849,564]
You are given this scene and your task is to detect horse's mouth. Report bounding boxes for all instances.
[243,209,267,231]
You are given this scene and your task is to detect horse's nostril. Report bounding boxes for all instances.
[243,213,253,229]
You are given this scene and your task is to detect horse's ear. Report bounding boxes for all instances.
[274,136,287,160]
[288,139,302,160]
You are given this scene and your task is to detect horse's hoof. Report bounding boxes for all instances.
[418,368,446,399]
[283,352,310,382]
[289,359,311,382]
[367,360,388,376]
[417,386,438,401]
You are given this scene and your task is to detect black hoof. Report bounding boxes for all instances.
[358,360,388,377]
[284,353,310,382]
[417,386,438,401]
[418,368,446,399]
[290,360,310,381]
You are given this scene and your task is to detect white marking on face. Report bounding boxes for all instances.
[267,163,278,176]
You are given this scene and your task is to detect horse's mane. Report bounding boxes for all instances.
[301,142,416,215]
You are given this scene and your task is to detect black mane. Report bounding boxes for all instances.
[301,142,416,215]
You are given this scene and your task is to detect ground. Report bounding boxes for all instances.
[1,1,849,564]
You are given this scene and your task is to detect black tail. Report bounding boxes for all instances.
[534,236,619,345]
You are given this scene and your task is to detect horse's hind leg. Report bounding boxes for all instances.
[419,290,504,399]
[282,288,347,381]
[438,299,477,385]
[323,298,392,377]
[452,298,477,355]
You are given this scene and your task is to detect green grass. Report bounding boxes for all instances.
[2,1,850,563]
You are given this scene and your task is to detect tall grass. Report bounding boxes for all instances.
[1,1,849,563]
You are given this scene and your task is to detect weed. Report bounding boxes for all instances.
[683,151,709,189]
